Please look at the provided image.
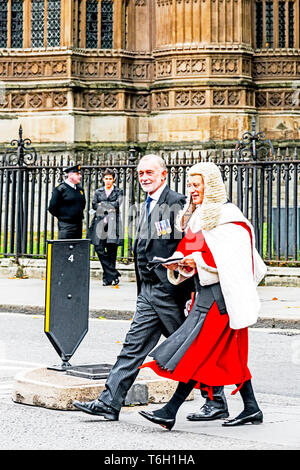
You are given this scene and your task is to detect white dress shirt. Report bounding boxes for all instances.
[147,182,167,214]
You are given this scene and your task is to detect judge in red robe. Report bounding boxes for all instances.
[138,162,267,430]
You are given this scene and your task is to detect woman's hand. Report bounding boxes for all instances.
[179,256,197,269]
[162,262,179,271]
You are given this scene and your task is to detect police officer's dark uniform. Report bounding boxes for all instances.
[48,164,86,239]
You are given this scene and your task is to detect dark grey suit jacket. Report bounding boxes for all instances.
[133,185,194,312]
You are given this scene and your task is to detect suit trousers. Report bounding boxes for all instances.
[99,281,185,411]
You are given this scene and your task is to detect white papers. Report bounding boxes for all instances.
[150,255,184,266]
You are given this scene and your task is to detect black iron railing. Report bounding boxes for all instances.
[0,126,299,264]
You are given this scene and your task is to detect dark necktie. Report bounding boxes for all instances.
[146,196,153,216]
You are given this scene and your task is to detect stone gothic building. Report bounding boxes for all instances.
[0,0,299,153]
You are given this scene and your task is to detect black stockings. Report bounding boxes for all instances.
[152,380,197,419]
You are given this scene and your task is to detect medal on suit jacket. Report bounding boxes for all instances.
[155,219,172,236]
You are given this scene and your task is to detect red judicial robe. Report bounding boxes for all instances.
[140,224,253,399]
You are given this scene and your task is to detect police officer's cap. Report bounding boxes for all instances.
[64,164,81,174]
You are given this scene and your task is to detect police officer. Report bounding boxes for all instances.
[48,164,86,239]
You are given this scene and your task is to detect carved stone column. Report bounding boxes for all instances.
[149,0,255,144]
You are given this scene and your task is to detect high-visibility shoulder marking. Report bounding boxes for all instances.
[45,243,52,333]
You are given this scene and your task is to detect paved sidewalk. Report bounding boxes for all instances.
[0,277,299,328]
[123,390,300,450]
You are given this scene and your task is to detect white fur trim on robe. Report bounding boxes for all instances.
[202,204,267,329]
[191,251,219,286]
[168,203,267,329]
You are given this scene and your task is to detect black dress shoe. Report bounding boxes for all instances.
[222,410,263,427]
[102,280,112,286]
[73,399,119,420]
[139,410,175,430]
[187,403,229,421]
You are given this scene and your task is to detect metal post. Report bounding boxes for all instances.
[3,125,37,262]
[235,116,274,252]
[15,126,24,261]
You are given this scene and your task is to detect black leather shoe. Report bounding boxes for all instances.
[222,410,263,427]
[139,410,175,430]
[102,280,112,286]
[187,403,229,421]
[73,399,119,420]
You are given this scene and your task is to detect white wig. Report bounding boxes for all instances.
[176,162,228,232]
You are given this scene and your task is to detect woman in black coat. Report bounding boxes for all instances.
[89,169,123,286]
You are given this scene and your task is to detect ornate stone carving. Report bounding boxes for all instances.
[0,62,8,76]
[156,60,172,77]
[28,94,43,108]
[52,61,67,75]
[154,91,169,108]
[5,59,68,78]
[121,61,150,80]
[246,90,254,107]
[157,0,173,4]
[0,93,8,108]
[191,90,206,106]
[191,59,206,74]
[213,89,241,106]
[255,90,300,109]
[28,62,43,76]
[269,92,283,108]
[104,93,117,108]
[253,58,299,78]
[175,90,206,107]
[84,91,118,109]
[53,92,68,108]
[175,91,190,107]
[11,93,25,108]
[213,90,226,106]
[256,92,267,107]
[211,58,239,74]
[242,59,251,75]
[176,58,206,75]
[104,62,118,78]
[228,90,240,106]
[135,94,150,110]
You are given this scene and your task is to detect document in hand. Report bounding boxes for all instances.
[148,254,184,266]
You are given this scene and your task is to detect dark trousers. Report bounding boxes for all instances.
[99,281,185,411]
[99,280,227,412]
[95,241,119,283]
[58,221,82,239]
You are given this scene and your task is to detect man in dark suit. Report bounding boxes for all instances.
[48,164,86,239]
[73,154,227,421]
[89,169,123,286]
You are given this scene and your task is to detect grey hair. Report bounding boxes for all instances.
[137,154,167,170]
